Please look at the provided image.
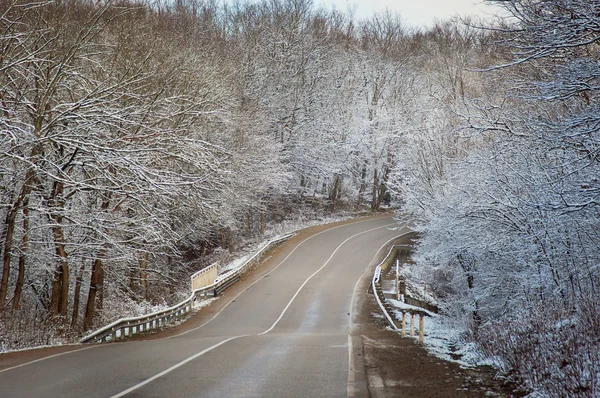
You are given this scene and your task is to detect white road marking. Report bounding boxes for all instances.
[346,231,412,397]
[258,223,397,336]
[0,345,99,374]
[347,334,356,397]
[109,335,247,398]
[169,216,393,339]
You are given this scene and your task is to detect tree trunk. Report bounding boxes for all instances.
[371,169,379,210]
[220,228,227,249]
[259,212,265,235]
[71,261,86,329]
[371,163,392,211]
[129,263,137,298]
[84,256,103,330]
[60,248,70,317]
[357,163,367,206]
[96,262,104,311]
[465,267,481,337]
[375,180,387,210]
[48,178,70,318]
[0,145,40,310]
[227,229,233,253]
[50,222,70,318]
[375,152,393,210]
[140,252,148,300]
[246,212,252,233]
[50,265,62,316]
[329,175,341,210]
[468,272,481,337]
[274,198,280,222]
[0,201,19,311]
[168,256,174,296]
[12,197,30,310]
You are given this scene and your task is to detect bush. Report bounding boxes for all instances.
[0,305,69,351]
[478,298,600,397]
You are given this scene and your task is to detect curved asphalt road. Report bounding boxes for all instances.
[0,215,407,397]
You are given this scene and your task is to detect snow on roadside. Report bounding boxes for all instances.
[389,298,436,318]
[219,254,251,273]
[194,297,217,310]
[386,300,487,369]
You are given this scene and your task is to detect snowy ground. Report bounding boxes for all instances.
[379,265,493,369]
[219,254,251,273]
[384,288,489,369]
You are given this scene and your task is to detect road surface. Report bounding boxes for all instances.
[0,215,407,397]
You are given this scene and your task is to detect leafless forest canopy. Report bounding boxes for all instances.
[1,0,599,395]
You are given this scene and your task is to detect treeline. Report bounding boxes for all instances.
[395,1,600,396]
[0,0,492,346]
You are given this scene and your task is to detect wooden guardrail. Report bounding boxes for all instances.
[80,233,294,344]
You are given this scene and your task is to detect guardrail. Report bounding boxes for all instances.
[371,246,404,332]
[78,294,196,344]
[371,244,434,344]
[80,233,294,344]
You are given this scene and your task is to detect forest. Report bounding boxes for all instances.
[1,0,599,395]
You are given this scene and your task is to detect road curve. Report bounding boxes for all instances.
[0,215,406,397]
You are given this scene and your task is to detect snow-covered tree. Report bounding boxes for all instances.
[393,2,600,395]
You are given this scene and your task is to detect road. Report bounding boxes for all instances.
[0,215,407,397]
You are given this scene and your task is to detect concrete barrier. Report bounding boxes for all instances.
[191,263,218,291]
